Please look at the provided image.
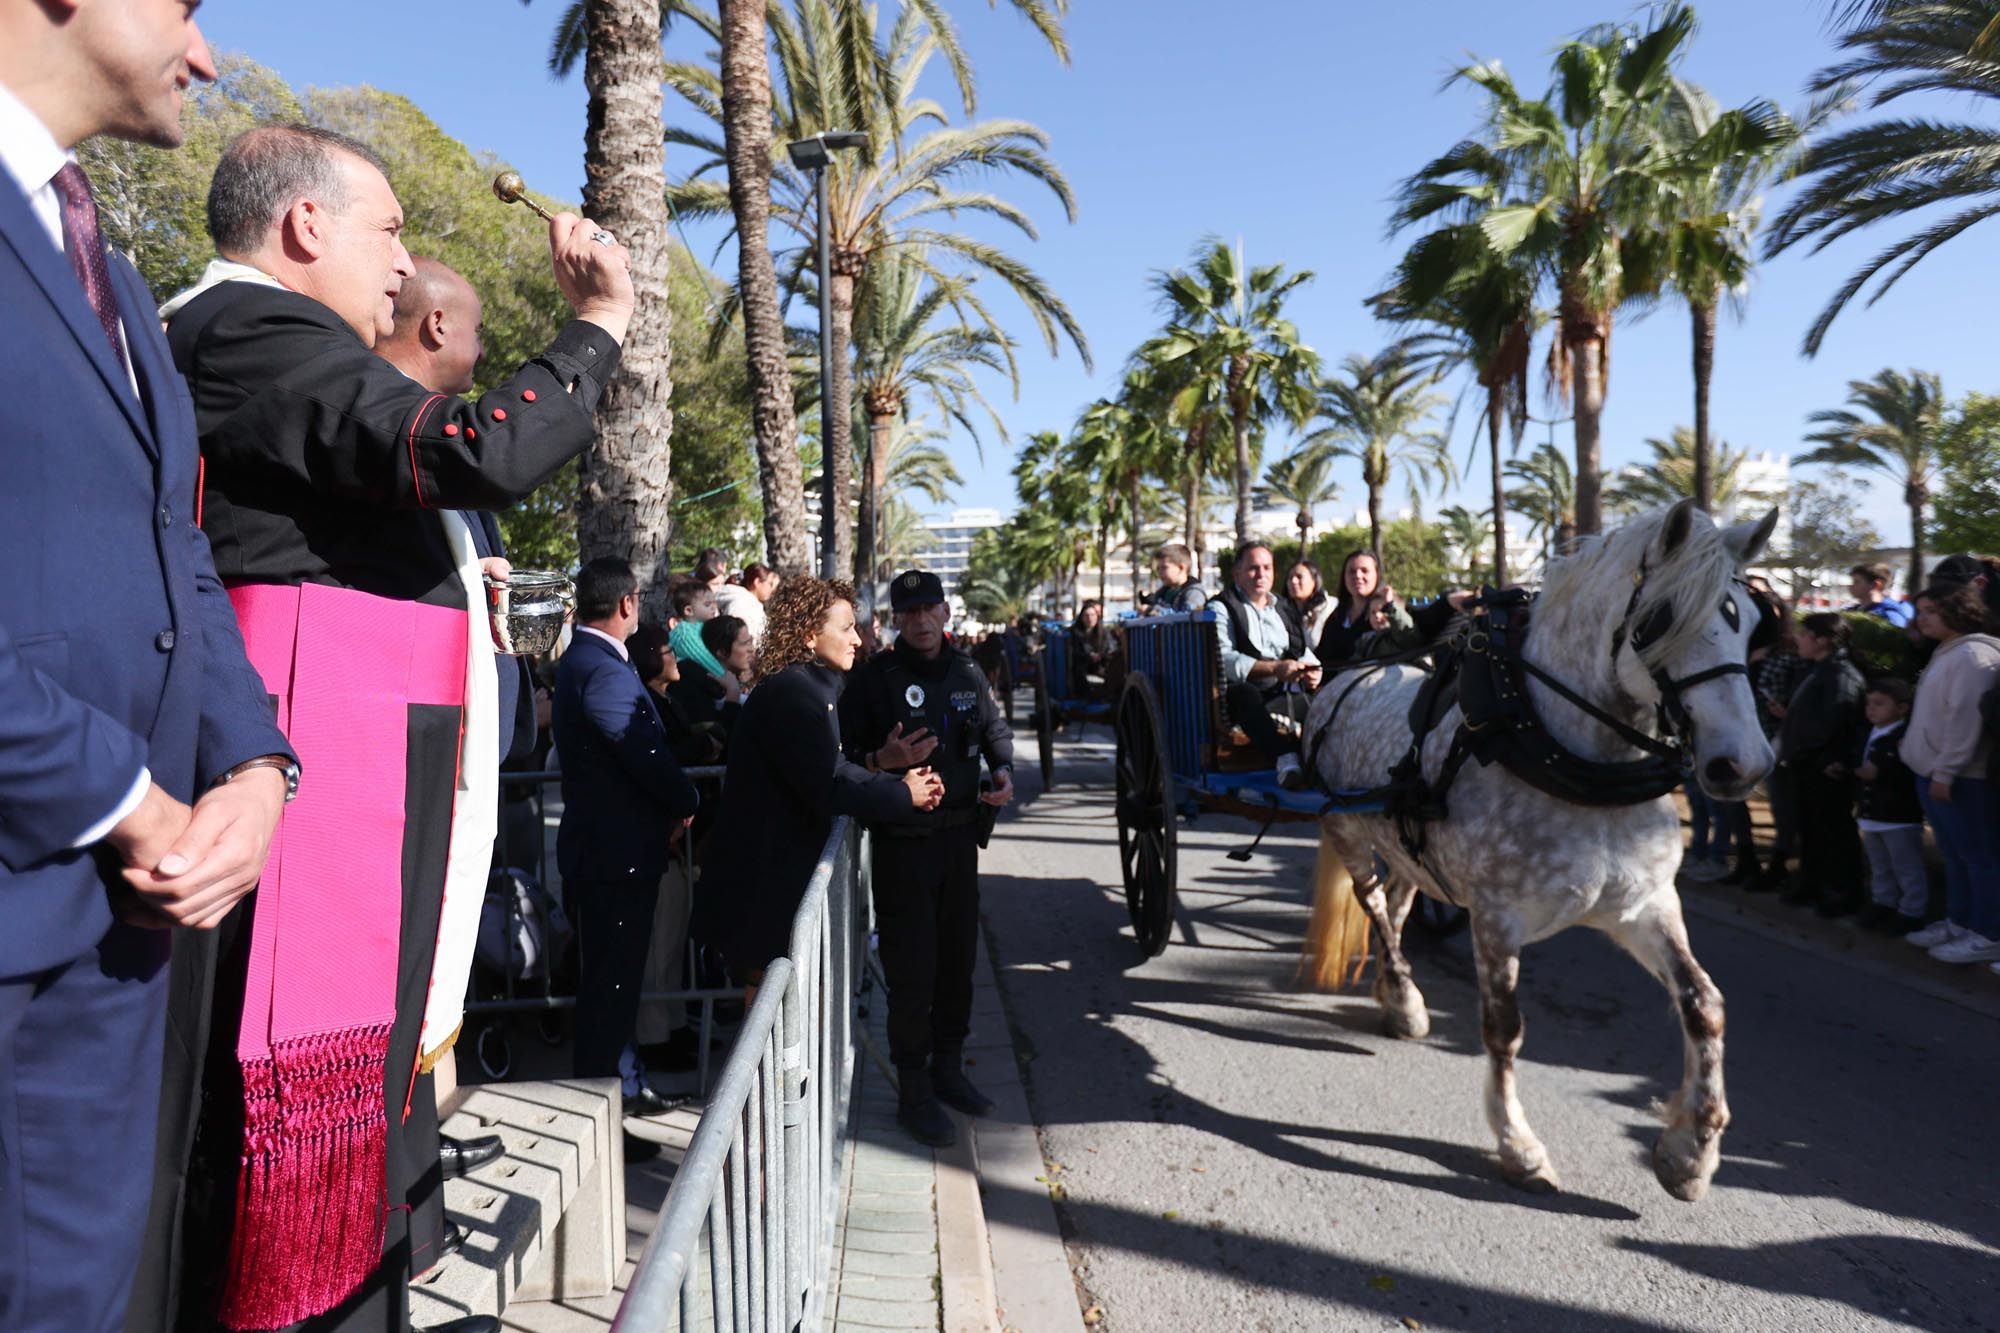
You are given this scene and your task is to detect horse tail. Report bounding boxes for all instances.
[1297,828,1372,991]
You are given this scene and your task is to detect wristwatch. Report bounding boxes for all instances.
[215,754,301,803]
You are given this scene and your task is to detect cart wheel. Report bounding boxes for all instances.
[1035,669,1055,791]
[1115,674,1176,958]
[1407,891,1469,939]
[475,1023,513,1080]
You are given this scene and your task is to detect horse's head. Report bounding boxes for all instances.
[1608,499,1779,800]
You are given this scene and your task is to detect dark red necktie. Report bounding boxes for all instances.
[50,161,129,370]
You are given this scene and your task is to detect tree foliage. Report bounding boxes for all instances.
[1930,391,2000,557]
[1308,518,1454,602]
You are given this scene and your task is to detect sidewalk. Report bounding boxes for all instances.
[828,946,1078,1333]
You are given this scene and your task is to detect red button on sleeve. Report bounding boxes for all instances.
[442,423,459,437]
[522,389,537,403]
[492,408,508,422]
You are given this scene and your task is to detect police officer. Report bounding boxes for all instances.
[842,570,1015,1147]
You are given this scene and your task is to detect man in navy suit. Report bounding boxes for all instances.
[0,3,292,1330]
[552,558,700,1150]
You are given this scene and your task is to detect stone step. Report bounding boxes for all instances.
[408,1079,627,1326]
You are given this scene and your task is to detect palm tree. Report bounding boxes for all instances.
[1800,367,1946,595]
[852,250,1010,585]
[1010,430,1095,606]
[1257,448,1342,554]
[1766,0,1999,356]
[875,495,935,575]
[1505,442,1577,565]
[1439,503,1491,584]
[546,0,676,616]
[1394,5,1706,537]
[1150,238,1320,544]
[1132,331,1229,577]
[663,2,1088,576]
[1605,426,1749,515]
[1372,225,1539,588]
[1659,85,1818,509]
[1306,349,1454,562]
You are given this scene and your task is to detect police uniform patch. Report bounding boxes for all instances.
[904,683,926,708]
[949,689,977,711]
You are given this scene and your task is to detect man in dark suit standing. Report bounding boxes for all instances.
[0,4,292,1331]
[553,558,701,1155]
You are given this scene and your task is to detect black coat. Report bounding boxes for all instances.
[1780,650,1866,767]
[1854,720,1922,825]
[694,662,920,974]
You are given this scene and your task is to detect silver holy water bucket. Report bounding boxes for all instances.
[484,570,574,656]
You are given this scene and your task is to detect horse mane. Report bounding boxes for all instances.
[1536,507,1736,669]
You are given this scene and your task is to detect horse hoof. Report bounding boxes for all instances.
[1501,1158,1563,1195]
[1380,1005,1430,1041]
[1653,1133,1720,1203]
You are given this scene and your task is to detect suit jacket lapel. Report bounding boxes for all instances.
[108,255,172,460]
[0,170,152,450]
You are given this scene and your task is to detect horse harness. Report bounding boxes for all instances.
[1303,573,1773,902]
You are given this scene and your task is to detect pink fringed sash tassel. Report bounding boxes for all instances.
[220,582,467,1330]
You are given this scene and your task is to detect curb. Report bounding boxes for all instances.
[963,927,1089,1333]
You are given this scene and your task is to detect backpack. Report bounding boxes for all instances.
[476,867,574,983]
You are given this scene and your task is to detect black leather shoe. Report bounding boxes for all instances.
[414,1318,501,1333]
[440,1217,465,1261]
[624,1131,662,1163]
[932,1065,995,1118]
[624,1086,691,1120]
[439,1133,504,1179]
[897,1097,957,1148]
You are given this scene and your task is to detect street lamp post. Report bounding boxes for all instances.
[786,130,868,580]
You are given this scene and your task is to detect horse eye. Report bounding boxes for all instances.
[1720,596,1740,631]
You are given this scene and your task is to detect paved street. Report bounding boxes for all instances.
[979,733,2000,1332]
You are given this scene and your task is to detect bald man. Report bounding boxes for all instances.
[377,255,484,396]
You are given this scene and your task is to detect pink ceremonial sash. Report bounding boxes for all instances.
[219,582,466,1330]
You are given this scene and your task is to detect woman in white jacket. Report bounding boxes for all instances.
[1901,582,2000,966]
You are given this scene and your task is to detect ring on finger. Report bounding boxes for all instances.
[590,230,615,245]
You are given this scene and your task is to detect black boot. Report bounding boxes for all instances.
[895,1068,957,1148]
[1718,852,1760,888]
[1745,857,1786,895]
[931,1050,995,1117]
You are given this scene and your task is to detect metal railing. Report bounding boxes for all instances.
[612,816,867,1332]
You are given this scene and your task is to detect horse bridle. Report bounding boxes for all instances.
[1606,561,1765,737]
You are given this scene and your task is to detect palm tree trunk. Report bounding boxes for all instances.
[1096,525,1109,607]
[1690,299,1717,514]
[1228,354,1252,544]
[1487,385,1509,589]
[1907,486,1926,601]
[1367,485,1383,565]
[576,0,674,620]
[1128,476,1144,613]
[826,254,863,580]
[719,0,808,573]
[1183,417,1210,578]
[1571,326,1608,538]
[858,409,894,585]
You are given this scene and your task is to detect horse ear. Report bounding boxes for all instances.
[1721,507,1780,567]
[1657,498,1699,557]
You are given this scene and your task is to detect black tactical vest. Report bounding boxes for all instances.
[876,647,987,808]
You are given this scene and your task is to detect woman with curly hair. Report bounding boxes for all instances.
[693,577,942,981]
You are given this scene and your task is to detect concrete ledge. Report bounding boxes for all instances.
[409,1078,622,1325]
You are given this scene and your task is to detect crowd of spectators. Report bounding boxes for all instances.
[1686,560,2000,976]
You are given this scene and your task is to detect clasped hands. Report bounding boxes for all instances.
[105,769,288,930]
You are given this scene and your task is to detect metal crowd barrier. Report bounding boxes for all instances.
[612,816,867,1332]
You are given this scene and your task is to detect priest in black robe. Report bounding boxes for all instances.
[133,124,633,1333]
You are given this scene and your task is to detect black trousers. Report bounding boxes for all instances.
[1224,682,1310,762]
[569,878,661,1083]
[1793,765,1863,902]
[871,825,981,1073]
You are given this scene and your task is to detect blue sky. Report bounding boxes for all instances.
[198,0,2000,544]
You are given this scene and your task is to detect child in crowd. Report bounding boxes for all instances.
[1853,678,1927,934]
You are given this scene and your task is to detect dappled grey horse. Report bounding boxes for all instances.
[1299,500,1778,1201]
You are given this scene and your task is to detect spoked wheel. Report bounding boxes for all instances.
[1035,668,1055,791]
[1114,674,1176,958]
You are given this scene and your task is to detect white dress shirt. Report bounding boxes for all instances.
[0,78,149,845]
[576,625,631,661]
